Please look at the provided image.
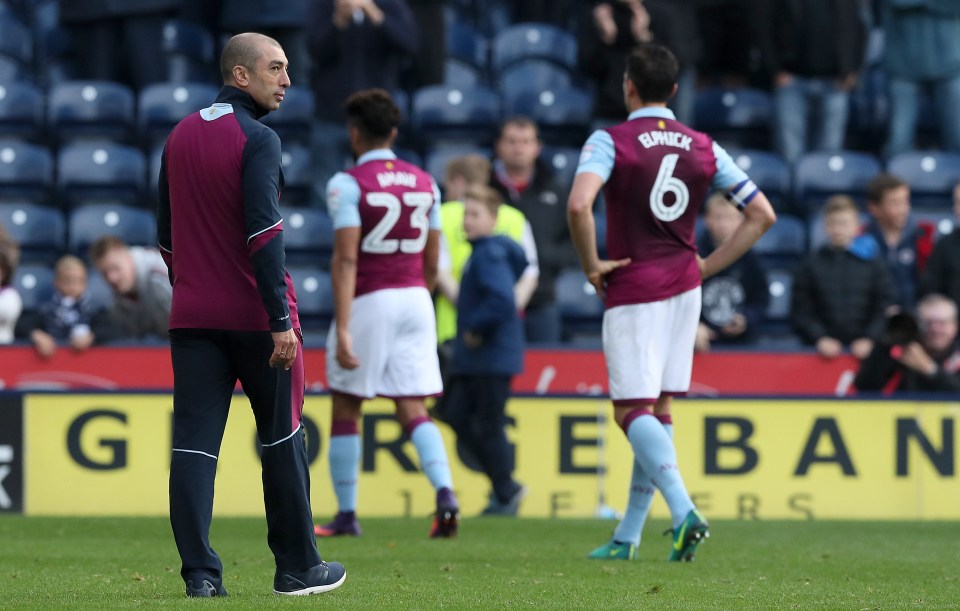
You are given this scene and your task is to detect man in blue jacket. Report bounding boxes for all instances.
[445,184,529,516]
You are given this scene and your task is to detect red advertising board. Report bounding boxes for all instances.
[0,346,859,396]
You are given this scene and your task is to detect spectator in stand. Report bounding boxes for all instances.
[444,185,529,516]
[792,195,895,360]
[695,193,769,352]
[854,293,960,393]
[0,231,21,345]
[89,236,172,341]
[405,0,446,88]
[16,255,117,359]
[489,117,574,344]
[853,173,935,310]
[436,154,538,352]
[918,182,960,306]
[756,0,867,164]
[696,0,763,87]
[306,0,419,206]
[579,0,699,125]
[880,0,960,157]
[58,0,187,89]
[220,0,311,84]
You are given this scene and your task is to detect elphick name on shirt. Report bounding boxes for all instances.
[637,130,692,151]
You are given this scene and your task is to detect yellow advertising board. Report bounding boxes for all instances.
[22,395,960,519]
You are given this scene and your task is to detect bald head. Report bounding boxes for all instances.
[220,32,282,84]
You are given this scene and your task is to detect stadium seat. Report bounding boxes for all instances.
[424,144,492,187]
[161,19,215,83]
[412,85,501,146]
[491,23,577,74]
[0,139,54,201]
[279,144,312,207]
[0,81,44,141]
[394,147,424,168]
[693,88,772,150]
[752,213,806,269]
[68,203,156,256]
[540,146,580,191]
[762,268,794,332]
[555,267,603,340]
[914,209,956,243]
[498,59,572,97]
[284,208,334,267]
[12,263,55,311]
[445,20,488,70]
[793,151,882,214]
[287,265,334,330]
[727,149,792,213]
[444,58,484,88]
[0,202,65,264]
[57,142,147,206]
[503,86,591,146]
[47,81,136,142]
[0,13,32,81]
[85,268,114,310]
[138,82,219,145]
[886,151,960,210]
[261,86,314,145]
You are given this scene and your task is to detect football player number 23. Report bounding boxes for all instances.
[650,153,690,222]
[361,191,433,254]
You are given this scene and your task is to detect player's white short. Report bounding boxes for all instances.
[326,286,442,399]
[602,286,701,405]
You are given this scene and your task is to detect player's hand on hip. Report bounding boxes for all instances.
[587,258,631,300]
[270,329,298,370]
[336,332,360,370]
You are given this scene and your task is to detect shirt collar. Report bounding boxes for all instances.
[356,149,397,165]
[215,85,269,119]
[627,106,677,121]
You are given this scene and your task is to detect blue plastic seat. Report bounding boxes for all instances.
[762,268,794,330]
[0,13,32,81]
[138,82,218,144]
[498,59,572,97]
[68,203,156,255]
[412,85,501,146]
[540,146,580,191]
[0,81,44,140]
[491,23,577,74]
[503,85,591,146]
[693,87,772,150]
[0,202,65,264]
[284,208,334,266]
[444,58,484,88]
[886,151,960,210]
[12,263,55,311]
[555,266,603,340]
[0,139,54,201]
[57,141,147,206]
[261,86,315,145]
[752,213,806,268]
[446,19,488,70]
[793,151,882,214]
[279,144,312,207]
[727,149,792,212]
[47,80,136,142]
[287,265,333,330]
[161,19,215,83]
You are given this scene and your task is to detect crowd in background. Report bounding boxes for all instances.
[0,0,958,382]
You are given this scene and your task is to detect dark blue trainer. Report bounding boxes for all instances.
[273,561,347,596]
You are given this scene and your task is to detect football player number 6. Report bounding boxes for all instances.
[361,191,433,254]
[650,153,689,222]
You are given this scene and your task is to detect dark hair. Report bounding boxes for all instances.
[89,235,128,263]
[498,116,539,141]
[823,194,859,217]
[866,173,908,205]
[220,32,281,82]
[344,89,400,142]
[624,43,679,104]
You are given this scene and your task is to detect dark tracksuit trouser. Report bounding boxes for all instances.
[168,328,320,585]
[443,374,517,503]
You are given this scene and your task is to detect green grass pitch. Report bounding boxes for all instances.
[1,516,958,608]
